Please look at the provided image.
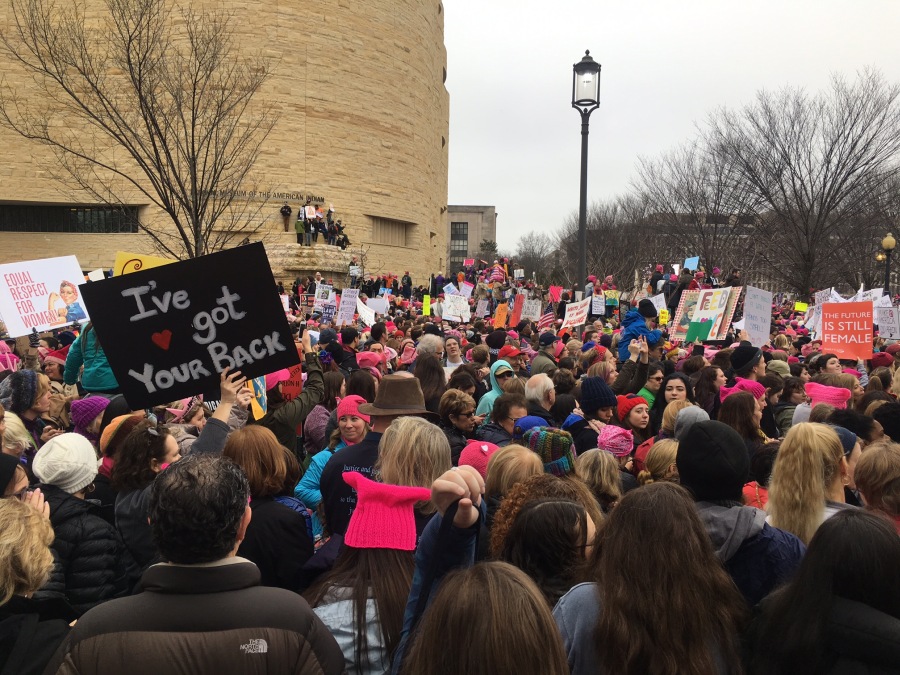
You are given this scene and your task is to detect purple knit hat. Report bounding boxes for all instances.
[71,396,111,434]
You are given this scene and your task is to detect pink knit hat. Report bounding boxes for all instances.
[356,351,383,380]
[265,369,291,391]
[720,377,766,402]
[342,472,431,551]
[841,368,859,379]
[598,425,633,457]
[458,440,500,479]
[337,394,370,424]
[806,381,851,410]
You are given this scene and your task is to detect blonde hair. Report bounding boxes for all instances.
[485,444,542,497]
[864,400,888,417]
[854,440,900,518]
[574,448,622,510]
[501,377,525,396]
[661,399,694,435]
[773,334,791,350]
[586,360,614,381]
[34,373,50,407]
[376,417,452,515]
[767,423,845,544]
[637,439,679,486]
[3,412,34,457]
[0,499,55,605]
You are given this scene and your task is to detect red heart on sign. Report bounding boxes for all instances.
[151,330,173,350]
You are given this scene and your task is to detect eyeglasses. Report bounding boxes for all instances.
[648,376,663,382]
[496,371,514,379]
[458,410,476,418]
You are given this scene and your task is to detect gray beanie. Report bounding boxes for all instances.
[33,433,99,494]
[674,406,711,442]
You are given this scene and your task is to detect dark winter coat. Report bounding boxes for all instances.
[237,497,314,592]
[0,595,76,675]
[43,560,344,675]
[474,422,513,446]
[42,485,135,614]
[695,501,806,607]
[319,431,382,536]
[563,417,602,455]
[255,353,324,455]
[441,423,470,465]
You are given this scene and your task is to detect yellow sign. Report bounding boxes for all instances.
[659,308,670,324]
[113,251,175,276]
[794,301,809,312]
[423,295,431,316]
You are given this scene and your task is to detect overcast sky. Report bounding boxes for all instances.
[444,0,900,250]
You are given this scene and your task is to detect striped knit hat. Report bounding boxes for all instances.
[523,427,576,477]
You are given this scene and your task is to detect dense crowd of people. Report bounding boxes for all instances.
[1,257,900,675]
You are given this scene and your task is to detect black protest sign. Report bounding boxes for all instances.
[81,243,299,408]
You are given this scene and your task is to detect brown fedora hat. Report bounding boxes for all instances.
[358,374,436,417]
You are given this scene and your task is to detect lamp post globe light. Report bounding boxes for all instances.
[882,232,896,298]
[572,50,601,289]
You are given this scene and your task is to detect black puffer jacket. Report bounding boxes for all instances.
[42,484,135,614]
[441,422,470,465]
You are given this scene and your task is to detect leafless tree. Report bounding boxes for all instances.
[635,139,761,277]
[555,194,663,291]
[0,0,278,259]
[514,231,555,285]
[706,69,900,298]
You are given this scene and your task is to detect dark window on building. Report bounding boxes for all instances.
[0,204,139,233]
[450,221,468,240]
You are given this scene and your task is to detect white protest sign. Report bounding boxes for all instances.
[0,255,89,336]
[649,293,667,314]
[514,269,525,279]
[280,294,290,312]
[314,283,333,310]
[561,297,591,330]
[356,298,376,326]
[459,281,474,299]
[87,269,106,282]
[591,295,605,316]
[475,299,489,318]
[732,319,746,331]
[443,282,459,296]
[442,294,470,322]
[876,306,900,340]
[875,293,893,309]
[743,286,773,348]
[366,297,388,315]
[574,291,583,302]
[337,288,359,326]
[522,299,542,321]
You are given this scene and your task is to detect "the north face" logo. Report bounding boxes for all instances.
[240,639,268,654]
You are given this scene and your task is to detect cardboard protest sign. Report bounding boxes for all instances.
[821,301,874,361]
[356,298,376,326]
[743,286,773,348]
[561,297,591,330]
[366,297,388,315]
[509,294,525,327]
[0,255,89,336]
[494,303,509,328]
[604,290,620,306]
[422,295,431,316]
[684,321,713,343]
[87,269,106,282]
[336,289,358,326]
[113,251,174,276]
[475,299,489,318]
[80,243,299,409]
[442,294,470,323]
[459,281,474,299]
[876,306,900,340]
[314,284,333,310]
[691,288,733,341]
[591,295,605,316]
[522,299,542,321]
[671,291,700,341]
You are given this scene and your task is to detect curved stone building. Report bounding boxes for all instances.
[0,0,449,287]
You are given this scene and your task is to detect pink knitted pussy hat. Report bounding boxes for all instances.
[805,381,851,410]
[720,377,766,403]
[342,472,431,551]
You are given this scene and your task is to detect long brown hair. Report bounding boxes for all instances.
[401,562,569,675]
[592,482,745,675]
[305,546,413,672]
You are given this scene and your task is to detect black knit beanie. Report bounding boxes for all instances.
[0,370,38,415]
[676,421,750,502]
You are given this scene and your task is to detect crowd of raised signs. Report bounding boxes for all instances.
[2,250,900,675]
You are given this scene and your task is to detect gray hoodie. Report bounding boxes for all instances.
[695,501,766,562]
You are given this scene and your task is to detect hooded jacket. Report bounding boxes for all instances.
[695,501,806,606]
[475,361,509,417]
[617,310,663,363]
[63,327,119,393]
[41,485,136,615]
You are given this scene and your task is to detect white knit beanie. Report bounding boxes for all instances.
[33,433,99,494]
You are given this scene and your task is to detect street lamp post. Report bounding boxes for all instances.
[572,50,601,289]
[882,233,896,298]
